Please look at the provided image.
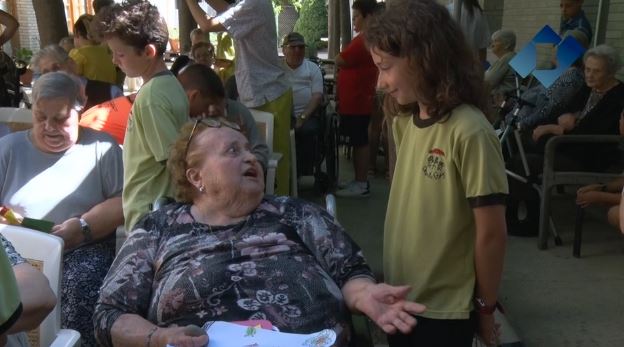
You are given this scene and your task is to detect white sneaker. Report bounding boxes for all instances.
[336,181,370,198]
[337,179,355,189]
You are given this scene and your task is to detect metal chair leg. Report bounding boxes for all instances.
[573,206,585,258]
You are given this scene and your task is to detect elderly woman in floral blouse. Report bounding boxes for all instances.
[94,118,426,347]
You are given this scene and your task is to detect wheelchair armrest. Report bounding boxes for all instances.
[543,135,623,173]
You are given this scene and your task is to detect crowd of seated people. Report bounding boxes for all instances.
[6,0,624,344]
[529,44,624,171]
[506,29,589,131]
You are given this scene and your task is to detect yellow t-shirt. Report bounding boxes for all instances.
[384,104,508,319]
[122,73,189,231]
[69,45,117,85]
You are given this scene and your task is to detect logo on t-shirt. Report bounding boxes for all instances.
[423,148,446,180]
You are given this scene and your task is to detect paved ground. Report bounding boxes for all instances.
[300,154,624,347]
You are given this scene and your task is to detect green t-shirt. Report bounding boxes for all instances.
[0,247,21,335]
[122,72,189,231]
[385,104,508,319]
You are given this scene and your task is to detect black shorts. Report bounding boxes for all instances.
[339,114,370,146]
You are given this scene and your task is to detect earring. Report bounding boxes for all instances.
[198,185,205,193]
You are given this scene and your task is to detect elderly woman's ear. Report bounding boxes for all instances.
[185,167,203,192]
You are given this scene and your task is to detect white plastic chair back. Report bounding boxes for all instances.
[0,224,81,347]
[249,109,282,195]
[0,107,32,134]
[249,109,274,152]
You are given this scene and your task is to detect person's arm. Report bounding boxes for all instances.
[52,196,123,250]
[473,204,507,346]
[532,123,565,142]
[6,263,56,334]
[184,0,226,32]
[341,277,426,334]
[0,10,19,46]
[110,314,208,347]
[334,53,348,68]
[298,93,323,121]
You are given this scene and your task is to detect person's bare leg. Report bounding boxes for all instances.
[354,144,370,182]
[607,205,620,229]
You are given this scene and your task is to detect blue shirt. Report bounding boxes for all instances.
[560,10,592,43]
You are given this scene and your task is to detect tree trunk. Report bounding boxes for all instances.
[32,0,68,47]
[339,0,351,50]
[328,0,340,58]
[177,0,196,53]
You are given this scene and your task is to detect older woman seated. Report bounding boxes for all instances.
[513,29,589,131]
[0,72,124,346]
[485,29,517,103]
[94,119,425,347]
[532,44,624,171]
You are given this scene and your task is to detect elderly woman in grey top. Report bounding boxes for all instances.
[485,29,517,103]
[0,72,124,346]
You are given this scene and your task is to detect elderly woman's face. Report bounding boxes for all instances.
[584,56,611,91]
[31,97,79,153]
[490,38,507,58]
[189,127,264,198]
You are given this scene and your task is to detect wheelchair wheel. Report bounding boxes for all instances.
[506,157,541,237]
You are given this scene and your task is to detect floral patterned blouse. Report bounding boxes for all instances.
[94,196,374,347]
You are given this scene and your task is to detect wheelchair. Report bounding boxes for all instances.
[294,92,340,195]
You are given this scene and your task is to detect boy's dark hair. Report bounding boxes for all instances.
[178,63,226,100]
[352,0,378,17]
[92,0,169,56]
[92,0,114,14]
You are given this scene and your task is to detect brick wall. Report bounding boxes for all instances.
[15,0,40,52]
[603,0,624,78]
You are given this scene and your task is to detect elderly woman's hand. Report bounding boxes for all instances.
[52,217,85,251]
[342,279,426,334]
[154,325,209,347]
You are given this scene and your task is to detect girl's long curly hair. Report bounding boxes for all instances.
[366,0,489,122]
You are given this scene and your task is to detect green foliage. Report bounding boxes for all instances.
[293,0,327,56]
[15,48,33,65]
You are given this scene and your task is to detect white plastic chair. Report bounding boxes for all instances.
[0,107,32,133]
[0,225,81,347]
[249,109,283,195]
[289,129,298,197]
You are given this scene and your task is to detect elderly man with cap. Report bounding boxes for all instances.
[281,32,324,178]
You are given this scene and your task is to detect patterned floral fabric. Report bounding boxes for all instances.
[94,196,373,347]
[0,233,25,266]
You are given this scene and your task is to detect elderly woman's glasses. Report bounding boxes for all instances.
[185,117,242,156]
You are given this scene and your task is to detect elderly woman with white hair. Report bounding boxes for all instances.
[0,72,124,346]
[485,29,517,102]
[532,44,624,171]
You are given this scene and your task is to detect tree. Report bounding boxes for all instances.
[32,0,68,47]
[293,0,327,57]
[178,0,197,53]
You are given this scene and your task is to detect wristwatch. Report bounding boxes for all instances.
[474,297,499,315]
[79,218,93,243]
